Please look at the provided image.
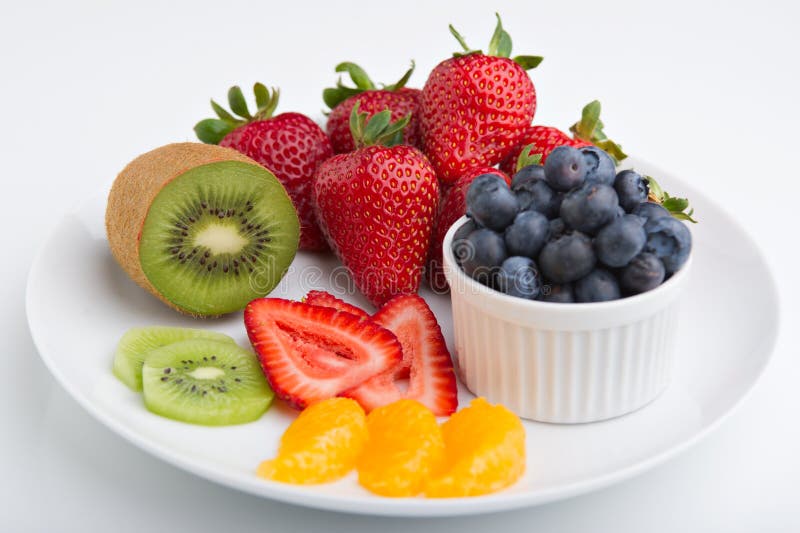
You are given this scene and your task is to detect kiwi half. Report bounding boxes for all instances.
[106,143,300,316]
[112,326,235,392]
[142,338,274,426]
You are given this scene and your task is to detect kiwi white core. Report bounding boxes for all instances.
[188,367,225,380]
[194,225,249,255]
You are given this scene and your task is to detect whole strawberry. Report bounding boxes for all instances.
[324,62,421,154]
[426,166,510,292]
[313,105,439,307]
[499,100,627,174]
[419,14,542,183]
[195,85,333,251]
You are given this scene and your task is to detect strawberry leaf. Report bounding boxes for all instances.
[569,100,627,163]
[227,86,251,119]
[449,24,477,54]
[349,102,410,148]
[253,83,269,109]
[488,13,512,58]
[194,119,235,145]
[384,61,415,91]
[335,62,375,91]
[644,176,697,223]
[515,144,543,172]
[210,99,237,124]
[513,55,543,70]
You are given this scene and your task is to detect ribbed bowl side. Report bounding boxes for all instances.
[450,289,681,424]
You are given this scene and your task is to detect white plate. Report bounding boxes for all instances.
[26,159,778,516]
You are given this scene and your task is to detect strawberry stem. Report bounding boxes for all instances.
[349,101,411,149]
[450,13,542,69]
[323,62,416,110]
[645,176,698,223]
[194,83,280,145]
[569,100,627,163]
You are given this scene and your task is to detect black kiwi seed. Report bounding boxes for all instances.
[164,368,171,374]
[161,376,169,382]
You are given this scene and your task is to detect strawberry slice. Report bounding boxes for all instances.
[244,298,402,409]
[303,290,371,319]
[341,294,458,416]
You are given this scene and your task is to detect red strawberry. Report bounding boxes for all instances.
[342,294,458,416]
[313,106,439,307]
[418,14,542,184]
[303,290,370,319]
[195,85,334,251]
[324,62,421,154]
[244,298,402,409]
[425,166,510,292]
[499,100,627,175]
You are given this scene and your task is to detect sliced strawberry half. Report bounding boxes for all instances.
[341,294,458,416]
[244,298,402,409]
[303,290,371,319]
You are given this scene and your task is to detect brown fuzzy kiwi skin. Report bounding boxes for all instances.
[105,143,270,317]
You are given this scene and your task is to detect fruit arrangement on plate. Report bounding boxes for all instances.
[103,14,695,498]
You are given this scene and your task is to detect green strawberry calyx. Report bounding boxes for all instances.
[323,61,415,110]
[515,144,543,172]
[569,100,628,163]
[349,101,411,149]
[449,13,543,70]
[194,83,280,144]
[645,176,698,223]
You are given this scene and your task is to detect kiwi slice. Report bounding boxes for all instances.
[106,143,300,317]
[142,338,273,426]
[112,326,235,392]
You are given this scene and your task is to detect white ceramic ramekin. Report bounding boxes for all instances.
[442,216,692,424]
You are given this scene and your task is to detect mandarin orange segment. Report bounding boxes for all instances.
[425,397,526,498]
[257,397,367,484]
[357,399,445,497]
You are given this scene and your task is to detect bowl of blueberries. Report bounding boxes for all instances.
[442,145,694,423]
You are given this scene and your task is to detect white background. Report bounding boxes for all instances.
[2,0,798,531]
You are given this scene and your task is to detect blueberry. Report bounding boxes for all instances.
[504,211,549,258]
[632,201,670,222]
[614,170,650,212]
[643,216,692,273]
[540,282,574,303]
[513,175,560,217]
[619,252,666,294]
[451,219,478,265]
[574,269,621,302]
[511,164,546,189]
[581,146,616,185]
[466,174,519,231]
[544,146,587,192]
[615,205,625,218]
[548,218,566,240]
[538,231,596,283]
[459,228,507,286]
[498,256,541,299]
[559,183,619,234]
[594,214,647,267]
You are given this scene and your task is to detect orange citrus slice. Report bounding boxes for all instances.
[425,397,526,497]
[357,399,445,497]
[257,397,367,484]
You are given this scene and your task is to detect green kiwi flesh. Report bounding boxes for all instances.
[138,161,300,316]
[141,338,274,426]
[112,326,235,392]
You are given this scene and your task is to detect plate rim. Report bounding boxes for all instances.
[25,159,781,516]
